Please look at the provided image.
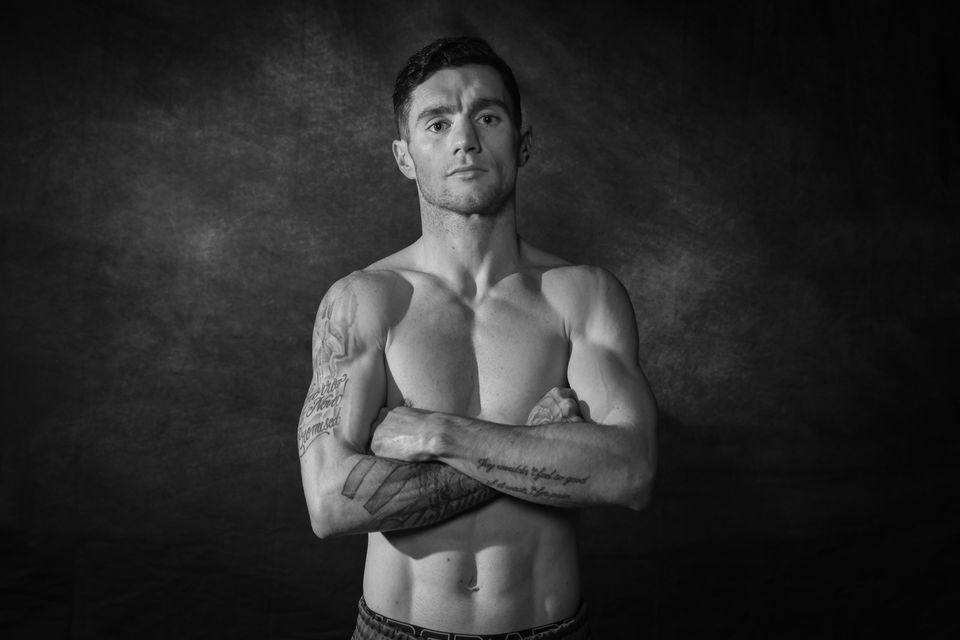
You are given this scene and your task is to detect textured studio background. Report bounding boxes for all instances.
[2,1,958,638]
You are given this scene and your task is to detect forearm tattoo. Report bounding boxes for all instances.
[298,284,358,457]
[475,458,591,502]
[341,457,498,530]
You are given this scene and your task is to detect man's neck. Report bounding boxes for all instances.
[417,204,521,300]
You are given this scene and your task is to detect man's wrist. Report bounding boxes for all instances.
[423,411,458,459]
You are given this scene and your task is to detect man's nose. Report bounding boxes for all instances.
[452,118,480,155]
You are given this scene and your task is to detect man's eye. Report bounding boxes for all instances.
[428,121,448,132]
[479,114,500,125]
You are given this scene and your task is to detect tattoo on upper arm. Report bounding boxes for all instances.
[297,284,359,457]
[341,458,497,530]
[314,285,359,379]
[297,373,349,456]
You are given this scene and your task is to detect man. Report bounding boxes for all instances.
[298,37,657,639]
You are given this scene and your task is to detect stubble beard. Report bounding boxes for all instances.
[418,175,515,219]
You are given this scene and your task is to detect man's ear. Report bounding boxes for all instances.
[517,126,532,167]
[392,139,417,180]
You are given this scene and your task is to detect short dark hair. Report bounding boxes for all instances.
[392,37,522,139]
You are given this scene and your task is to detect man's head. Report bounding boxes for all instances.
[392,37,522,141]
[390,38,531,219]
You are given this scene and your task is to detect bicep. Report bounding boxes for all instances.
[567,339,654,428]
[565,273,656,429]
[298,345,385,458]
[298,278,387,479]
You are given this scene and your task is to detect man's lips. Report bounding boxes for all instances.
[447,166,487,176]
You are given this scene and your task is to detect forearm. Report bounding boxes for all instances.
[309,449,499,538]
[432,416,652,509]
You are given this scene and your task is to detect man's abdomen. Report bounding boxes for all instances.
[362,497,580,633]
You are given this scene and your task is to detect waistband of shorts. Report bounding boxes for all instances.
[354,596,589,640]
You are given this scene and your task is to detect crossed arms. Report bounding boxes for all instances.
[298,267,657,539]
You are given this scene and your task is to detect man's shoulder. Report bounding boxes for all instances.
[317,263,413,347]
[520,240,620,290]
[542,263,620,289]
[324,243,418,301]
[324,269,398,299]
[323,268,411,322]
[526,254,634,336]
[535,262,624,304]
[363,240,420,273]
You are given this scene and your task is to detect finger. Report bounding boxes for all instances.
[546,396,566,416]
[548,387,577,402]
[559,397,581,417]
[530,404,555,426]
[389,404,418,418]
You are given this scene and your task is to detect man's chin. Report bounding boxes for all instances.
[434,189,511,218]
[447,203,504,218]
[451,204,502,218]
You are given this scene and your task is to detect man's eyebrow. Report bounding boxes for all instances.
[414,98,512,123]
[471,97,511,115]
[415,104,457,123]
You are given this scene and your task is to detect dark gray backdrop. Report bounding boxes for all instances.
[2,1,958,638]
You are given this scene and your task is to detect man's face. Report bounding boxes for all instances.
[393,64,530,218]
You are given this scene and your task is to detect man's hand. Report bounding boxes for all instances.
[525,387,583,425]
[370,406,442,462]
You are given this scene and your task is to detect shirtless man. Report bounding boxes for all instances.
[297,37,657,639]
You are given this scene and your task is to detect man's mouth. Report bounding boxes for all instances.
[448,166,486,176]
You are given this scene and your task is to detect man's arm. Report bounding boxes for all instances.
[371,267,657,510]
[298,272,499,539]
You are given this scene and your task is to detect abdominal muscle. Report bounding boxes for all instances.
[362,496,581,633]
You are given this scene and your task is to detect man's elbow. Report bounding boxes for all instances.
[307,495,347,540]
[623,476,654,511]
[616,463,654,510]
[310,513,335,540]
[620,439,656,511]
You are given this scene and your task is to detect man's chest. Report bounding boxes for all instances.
[383,284,570,423]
